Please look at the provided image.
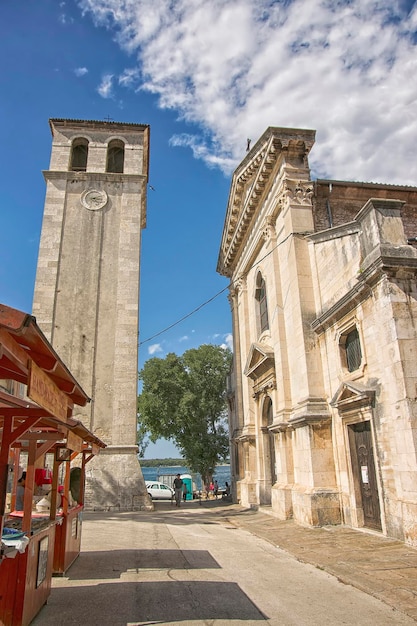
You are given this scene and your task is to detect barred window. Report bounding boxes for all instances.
[255,273,269,334]
[345,328,362,372]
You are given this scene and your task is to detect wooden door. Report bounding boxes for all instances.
[349,422,382,530]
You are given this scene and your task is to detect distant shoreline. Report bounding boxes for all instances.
[140,458,230,468]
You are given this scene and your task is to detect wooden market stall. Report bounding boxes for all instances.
[0,304,106,626]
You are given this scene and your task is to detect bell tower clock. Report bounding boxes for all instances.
[33,118,152,511]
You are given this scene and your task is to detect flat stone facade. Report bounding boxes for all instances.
[218,126,417,545]
[33,119,152,511]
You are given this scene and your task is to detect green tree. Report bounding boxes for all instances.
[137,344,232,485]
[136,420,150,458]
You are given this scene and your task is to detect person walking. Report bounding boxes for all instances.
[173,474,183,507]
[16,471,26,511]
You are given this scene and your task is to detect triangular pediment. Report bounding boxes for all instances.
[244,342,275,381]
[331,381,376,413]
[217,127,315,277]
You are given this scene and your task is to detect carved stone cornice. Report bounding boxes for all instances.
[288,397,331,429]
[289,414,331,429]
[234,275,247,293]
[237,425,256,443]
[244,342,275,380]
[43,170,147,184]
[312,250,417,334]
[331,381,376,413]
[228,276,247,306]
[252,378,276,399]
[261,215,276,242]
[275,178,314,213]
[268,421,294,433]
[217,127,315,277]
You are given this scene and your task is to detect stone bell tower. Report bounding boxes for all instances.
[33,118,152,510]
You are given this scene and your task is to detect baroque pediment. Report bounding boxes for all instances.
[330,381,376,413]
[217,126,315,277]
[244,342,275,381]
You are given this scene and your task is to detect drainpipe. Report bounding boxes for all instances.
[326,182,333,228]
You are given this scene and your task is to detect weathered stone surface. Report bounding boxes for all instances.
[218,126,417,545]
[33,119,151,511]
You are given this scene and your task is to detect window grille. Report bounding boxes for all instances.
[255,274,269,333]
[345,328,362,372]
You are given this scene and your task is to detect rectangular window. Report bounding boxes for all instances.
[345,328,362,372]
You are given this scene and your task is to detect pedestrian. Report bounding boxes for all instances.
[183,482,187,502]
[209,481,214,498]
[214,480,219,499]
[16,471,26,511]
[225,481,231,497]
[173,473,183,507]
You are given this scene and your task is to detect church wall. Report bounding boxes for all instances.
[219,126,417,545]
[311,200,417,544]
[313,181,417,236]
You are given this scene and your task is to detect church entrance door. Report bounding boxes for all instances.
[348,422,382,530]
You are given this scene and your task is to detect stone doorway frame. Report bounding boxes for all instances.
[331,381,384,532]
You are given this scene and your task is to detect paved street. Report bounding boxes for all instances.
[33,501,416,625]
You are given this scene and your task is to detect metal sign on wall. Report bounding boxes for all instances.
[28,360,68,422]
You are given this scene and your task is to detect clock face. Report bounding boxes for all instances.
[81,189,108,211]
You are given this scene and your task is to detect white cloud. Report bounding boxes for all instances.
[118,67,141,87]
[179,335,189,342]
[79,0,417,184]
[74,67,88,77]
[218,333,233,351]
[59,4,74,25]
[97,73,114,98]
[224,333,233,351]
[148,343,163,355]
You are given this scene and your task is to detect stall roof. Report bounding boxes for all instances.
[0,303,89,407]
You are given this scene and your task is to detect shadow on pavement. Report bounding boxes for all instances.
[33,580,268,624]
[65,548,221,580]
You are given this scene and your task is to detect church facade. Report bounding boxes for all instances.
[217,127,417,545]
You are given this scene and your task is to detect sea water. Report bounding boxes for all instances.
[141,464,231,491]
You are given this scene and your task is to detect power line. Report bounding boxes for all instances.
[139,285,230,346]
[138,231,296,347]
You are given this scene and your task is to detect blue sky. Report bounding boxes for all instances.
[1,0,417,457]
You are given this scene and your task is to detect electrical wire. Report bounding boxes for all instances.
[138,231,296,346]
[139,285,230,346]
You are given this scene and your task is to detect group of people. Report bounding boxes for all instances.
[205,480,219,499]
[205,480,231,500]
[173,474,231,506]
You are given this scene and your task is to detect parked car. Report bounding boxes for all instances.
[145,481,174,500]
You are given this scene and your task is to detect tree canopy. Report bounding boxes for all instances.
[137,344,232,484]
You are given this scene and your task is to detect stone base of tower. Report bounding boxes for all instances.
[84,446,153,511]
